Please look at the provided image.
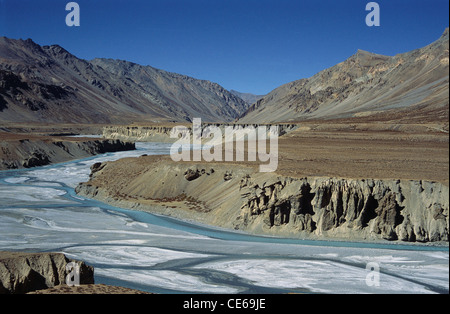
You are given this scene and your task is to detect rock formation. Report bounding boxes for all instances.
[0,251,94,294]
[0,134,135,170]
[102,123,298,142]
[237,176,448,242]
[76,158,449,243]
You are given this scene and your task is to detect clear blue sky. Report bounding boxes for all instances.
[0,0,448,95]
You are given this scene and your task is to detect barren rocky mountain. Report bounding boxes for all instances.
[0,37,248,124]
[239,28,449,124]
[76,155,449,243]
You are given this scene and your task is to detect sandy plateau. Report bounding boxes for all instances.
[76,119,449,244]
[276,120,449,184]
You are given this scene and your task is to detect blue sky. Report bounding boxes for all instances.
[0,0,448,95]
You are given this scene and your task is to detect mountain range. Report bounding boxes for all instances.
[239,28,449,124]
[229,90,265,106]
[0,37,248,124]
[0,28,448,125]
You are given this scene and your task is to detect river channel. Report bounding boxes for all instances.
[0,142,448,294]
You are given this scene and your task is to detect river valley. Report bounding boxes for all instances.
[0,142,448,294]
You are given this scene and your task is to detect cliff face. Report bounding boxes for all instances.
[75,157,449,244]
[102,123,298,142]
[103,125,180,142]
[0,133,135,170]
[237,175,448,242]
[0,252,94,294]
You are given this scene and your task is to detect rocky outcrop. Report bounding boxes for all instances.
[103,125,179,142]
[0,136,135,170]
[76,158,449,243]
[102,123,298,142]
[237,176,448,242]
[0,252,94,294]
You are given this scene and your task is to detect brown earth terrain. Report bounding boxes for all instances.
[104,119,449,184]
[27,284,151,294]
[0,130,135,170]
[275,120,449,185]
[75,117,449,243]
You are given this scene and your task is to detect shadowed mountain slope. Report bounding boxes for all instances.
[230,89,265,106]
[239,28,449,124]
[0,37,248,124]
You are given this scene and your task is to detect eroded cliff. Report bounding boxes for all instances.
[0,251,94,294]
[0,133,135,170]
[75,157,449,244]
[102,123,298,143]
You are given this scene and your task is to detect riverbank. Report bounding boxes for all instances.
[1,141,447,294]
[101,121,449,184]
[0,251,150,294]
[0,131,135,170]
[76,155,449,245]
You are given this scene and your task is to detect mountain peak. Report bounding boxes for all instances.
[441,27,449,39]
[353,49,389,58]
[0,36,38,49]
[348,49,391,66]
[18,38,33,45]
[20,38,43,51]
[238,29,449,124]
[356,49,372,55]
[0,37,249,124]
[43,44,71,55]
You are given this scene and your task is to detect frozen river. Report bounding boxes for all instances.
[0,142,448,294]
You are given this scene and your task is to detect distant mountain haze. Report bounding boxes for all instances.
[229,90,265,106]
[0,37,249,124]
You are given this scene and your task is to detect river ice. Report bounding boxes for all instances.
[0,142,448,294]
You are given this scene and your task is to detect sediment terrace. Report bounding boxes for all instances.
[76,155,449,243]
[102,121,449,183]
[77,120,449,244]
[0,131,135,170]
[102,123,299,142]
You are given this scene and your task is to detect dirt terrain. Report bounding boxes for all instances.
[275,121,449,185]
[74,116,449,243]
[27,284,151,294]
[3,115,447,183]
[0,129,135,170]
[176,119,448,185]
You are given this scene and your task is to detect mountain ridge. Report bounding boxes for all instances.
[238,28,449,124]
[0,37,249,124]
[1,28,448,126]
[229,89,265,106]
